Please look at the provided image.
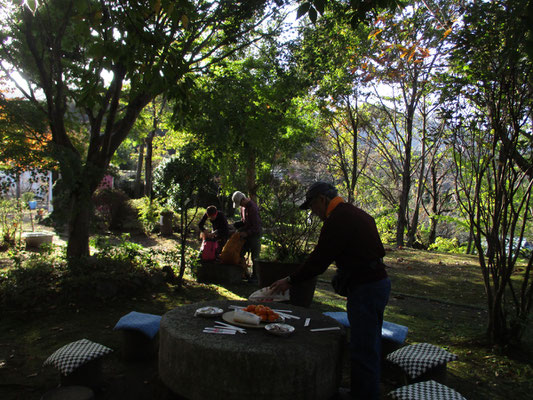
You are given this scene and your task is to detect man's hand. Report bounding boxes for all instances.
[270,277,291,294]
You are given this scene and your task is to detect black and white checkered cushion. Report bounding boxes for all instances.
[44,339,113,375]
[386,343,458,379]
[388,380,467,400]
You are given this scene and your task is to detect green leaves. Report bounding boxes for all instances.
[297,0,325,23]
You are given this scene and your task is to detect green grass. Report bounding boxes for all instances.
[1,239,532,399]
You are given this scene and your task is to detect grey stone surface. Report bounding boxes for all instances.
[159,300,346,400]
[40,386,95,400]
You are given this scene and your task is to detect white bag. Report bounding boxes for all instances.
[248,287,290,303]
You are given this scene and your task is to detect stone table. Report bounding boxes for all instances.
[159,300,346,400]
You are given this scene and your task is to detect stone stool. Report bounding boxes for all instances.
[43,339,113,389]
[41,386,95,400]
[386,343,458,385]
[196,261,244,284]
[387,379,467,400]
[113,311,161,361]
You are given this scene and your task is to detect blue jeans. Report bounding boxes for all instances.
[241,233,261,277]
[346,277,391,400]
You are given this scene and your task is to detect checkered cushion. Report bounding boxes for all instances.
[43,339,113,375]
[386,343,458,379]
[388,380,467,400]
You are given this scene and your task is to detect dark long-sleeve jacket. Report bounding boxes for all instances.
[198,211,229,242]
[290,202,387,285]
[240,200,261,236]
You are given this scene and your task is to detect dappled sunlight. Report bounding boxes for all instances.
[312,287,346,311]
[212,285,247,301]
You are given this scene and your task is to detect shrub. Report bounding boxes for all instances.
[92,188,133,230]
[130,197,163,235]
[0,251,65,308]
[0,198,23,249]
[259,177,321,263]
[428,236,467,254]
[0,236,180,311]
[374,208,397,246]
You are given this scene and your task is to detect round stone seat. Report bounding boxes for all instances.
[159,300,346,400]
[41,386,95,400]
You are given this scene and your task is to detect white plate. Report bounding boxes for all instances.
[222,311,284,328]
[194,306,224,318]
[265,323,295,337]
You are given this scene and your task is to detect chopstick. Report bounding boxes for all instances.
[310,327,341,332]
[215,321,246,333]
[277,311,300,320]
[203,328,237,335]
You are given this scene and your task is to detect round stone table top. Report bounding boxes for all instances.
[159,300,347,400]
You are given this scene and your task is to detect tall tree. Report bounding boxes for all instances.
[446,0,533,345]
[296,6,374,203]
[153,147,212,285]
[0,0,275,259]
[182,41,316,201]
[363,2,452,246]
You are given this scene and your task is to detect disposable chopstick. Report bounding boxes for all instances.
[310,327,341,332]
[272,309,292,313]
[203,328,237,335]
[214,321,246,333]
[277,312,300,320]
[202,329,237,335]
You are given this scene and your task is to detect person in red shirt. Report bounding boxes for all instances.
[270,182,391,400]
[198,205,229,254]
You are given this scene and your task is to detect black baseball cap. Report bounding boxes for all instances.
[299,182,338,210]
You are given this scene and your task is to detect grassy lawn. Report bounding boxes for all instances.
[1,232,532,399]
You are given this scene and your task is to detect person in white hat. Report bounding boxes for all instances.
[231,191,262,282]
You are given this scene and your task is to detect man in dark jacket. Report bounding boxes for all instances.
[270,182,391,400]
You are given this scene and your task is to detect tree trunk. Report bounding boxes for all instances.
[134,142,145,198]
[177,208,188,287]
[346,99,359,204]
[395,85,417,247]
[466,228,474,255]
[427,164,438,245]
[15,173,21,199]
[407,116,427,247]
[66,188,92,259]
[396,127,413,247]
[246,149,257,201]
[144,131,155,198]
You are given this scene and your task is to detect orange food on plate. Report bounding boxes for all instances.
[243,305,279,321]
